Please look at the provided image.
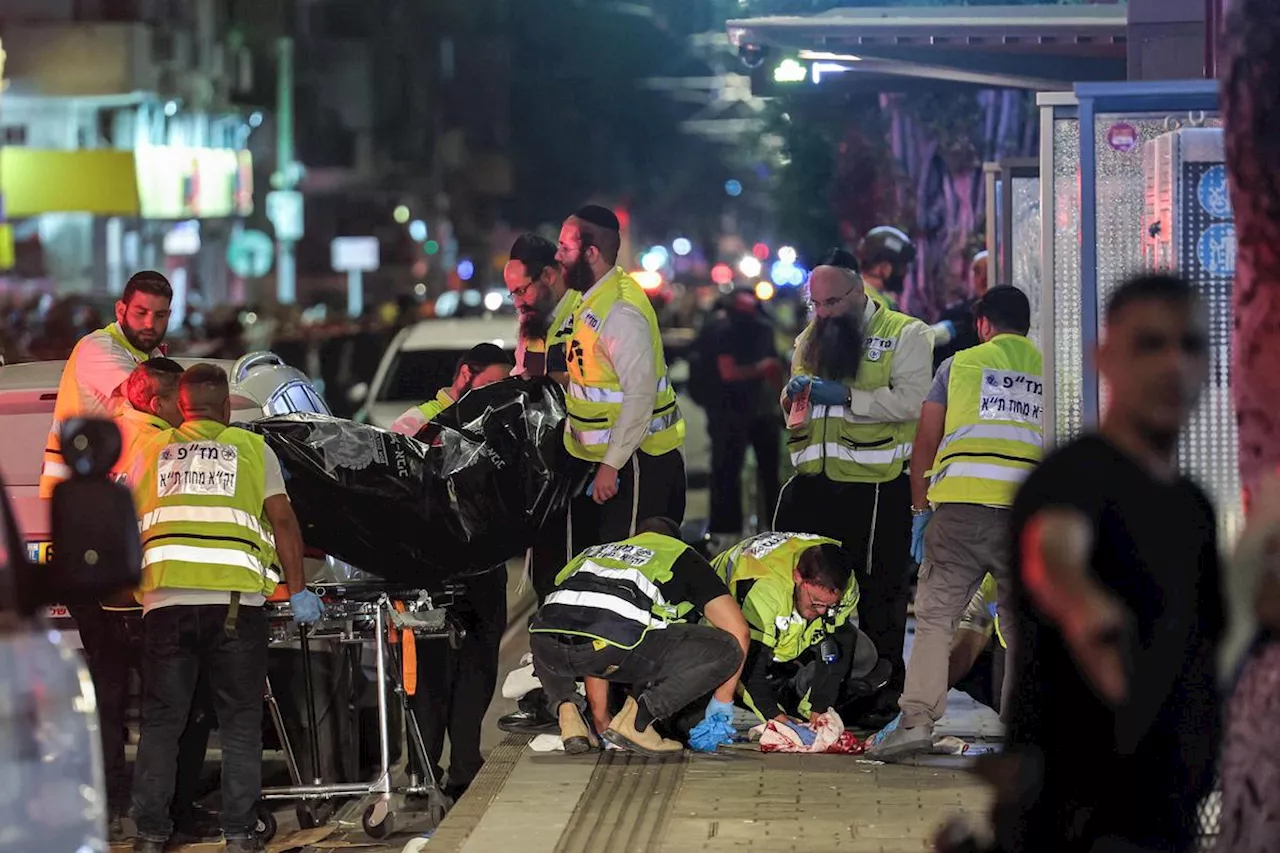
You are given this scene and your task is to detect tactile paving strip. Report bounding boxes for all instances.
[555,750,689,853]
[429,733,533,853]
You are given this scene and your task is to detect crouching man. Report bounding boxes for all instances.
[529,517,749,757]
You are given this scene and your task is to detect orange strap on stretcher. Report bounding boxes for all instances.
[393,601,417,696]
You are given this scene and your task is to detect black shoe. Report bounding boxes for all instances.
[497,690,558,734]
[170,804,222,844]
[132,838,165,853]
[225,837,265,853]
[108,812,130,843]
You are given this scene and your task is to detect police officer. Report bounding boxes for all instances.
[530,517,749,757]
[556,206,686,546]
[42,270,172,496]
[776,259,931,727]
[125,364,321,853]
[505,233,581,383]
[868,286,1041,761]
[389,343,513,800]
[857,226,916,312]
[389,343,514,437]
[712,532,879,734]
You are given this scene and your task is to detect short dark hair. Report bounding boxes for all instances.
[577,220,621,266]
[454,342,514,380]
[124,358,183,411]
[178,363,230,416]
[817,247,861,275]
[974,285,1031,335]
[636,516,682,539]
[509,233,558,280]
[795,542,852,593]
[180,363,229,392]
[122,271,173,305]
[1105,273,1197,323]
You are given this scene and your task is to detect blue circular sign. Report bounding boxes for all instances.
[1196,222,1237,278]
[1197,164,1232,219]
[227,229,274,278]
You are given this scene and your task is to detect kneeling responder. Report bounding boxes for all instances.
[124,364,320,853]
[390,343,514,437]
[948,573,1007,714]
[390,342,513,799]
[529,517,749,757]
[713,533,880,736]
[868,285,1041,761]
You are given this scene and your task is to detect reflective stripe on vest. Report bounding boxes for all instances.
[562,268,685,462]
[530,532,694,650]
[130,420,279,597]
[787,306,919,483]
[41,323,154,497]
[928,334,1044,506]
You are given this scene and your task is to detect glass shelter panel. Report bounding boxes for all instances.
[1011,175,1042,345]
[1052,117,1082,444]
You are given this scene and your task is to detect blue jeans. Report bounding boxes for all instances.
[132,604,268,842]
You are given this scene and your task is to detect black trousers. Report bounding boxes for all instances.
[708,413,781,536]
[133,604,268,842]
[70,605,214,819]
[569,449,687,550]
[529,507,570,607]
[773,473,913,694]
[408,566,508,791]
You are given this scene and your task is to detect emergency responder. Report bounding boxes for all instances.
[42,270,172,497]
[868,285,1041,760]
[556,205,686,546]
[389,343,514,437]
[530,517,749,757]
[712,532,881,732]
[857,226,916,312]
[932,248,990,370]
[390,342,513,799]
[125,364,321,853]
[948,573,1006,714]
[506,233,581,383]
[776,259,931,728]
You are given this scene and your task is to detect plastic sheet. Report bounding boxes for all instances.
[247,377,590,586]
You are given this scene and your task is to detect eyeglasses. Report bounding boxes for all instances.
[508,280,537,300]
[806,288,857,312]
[800,583,841,615]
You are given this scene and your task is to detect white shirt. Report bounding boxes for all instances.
[580,272,661,470]
[785,300,931,424]
[73,323,160,415]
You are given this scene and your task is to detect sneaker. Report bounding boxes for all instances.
[865,714,934,761]
[603,698,683,758]
[557,701,599,755]
[498,689,559,734]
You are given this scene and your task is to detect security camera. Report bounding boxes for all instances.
[739,43,769,69]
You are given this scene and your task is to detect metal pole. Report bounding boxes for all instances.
[275,36,296,304]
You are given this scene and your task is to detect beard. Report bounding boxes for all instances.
[564,256,597,293]
[122,322,160,352]
[801,312,865,381]
[519,296,555,340]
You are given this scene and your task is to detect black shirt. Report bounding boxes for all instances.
[932,297,979,371]
[706,312,778,415]
[656,548,732,619]
[1005,436,1222,849]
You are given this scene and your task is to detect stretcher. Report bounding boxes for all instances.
[256,581,463,841]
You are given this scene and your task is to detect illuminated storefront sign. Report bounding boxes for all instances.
[136,147,254,220]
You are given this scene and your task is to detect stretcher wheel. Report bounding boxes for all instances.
[296,802,322,830]
[254,804,278,842]
[362,802,395,839]
[427,800,448,828]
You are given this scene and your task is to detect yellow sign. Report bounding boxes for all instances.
[0,224,13,270]
[0,148,141,217]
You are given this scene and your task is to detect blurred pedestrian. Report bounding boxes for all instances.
[998,273,1220,853]
[932,249,989,370]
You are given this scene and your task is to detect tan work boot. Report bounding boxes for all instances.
[557,701,599,755]
[603,697,683,758]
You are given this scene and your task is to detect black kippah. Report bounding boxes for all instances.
[574,204,620,232]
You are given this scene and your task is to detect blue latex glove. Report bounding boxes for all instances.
[704,697,735,723]
[585,481,594,498]
[781,719,817,747]
[688,716,735,752]
[808,379,848,406]
[290,590,326,625]
[785,375,812,399]
[911,509,933,565]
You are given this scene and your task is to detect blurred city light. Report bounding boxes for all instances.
[249,111,264,128]
[641,246,669,272]
[458,259,475,281]
[672,237,692,256]
[424,240,440,255]
[483,291,504,311]
[631,270,663,291]
[461,290,482,308]
[413,282,427,297]
[710,263,734,285]
[773,58,808,84]
[778,246,797,264]
[394,205,411,224]
[164,100,179,117]
[751,243,770,261]
[755,281,776,301]
[408,219,428,241]
[436,291,460,317]
[770,260,808,287]
[738,255,763,279]
[724,179,743,198]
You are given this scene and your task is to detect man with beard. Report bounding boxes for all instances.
[41,269,172,497]
[775,255,931,728]
[505,233,580,382]
[857,226,916,313]
[390,342,514,437]
[556,205,686,545]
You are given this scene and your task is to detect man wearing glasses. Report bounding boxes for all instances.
[776,249,931,729]
[711,532,880,738]
[504,233,580,383]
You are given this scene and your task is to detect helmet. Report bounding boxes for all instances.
[857,226,916,270]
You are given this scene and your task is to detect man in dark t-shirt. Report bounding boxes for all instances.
[998,273,1221,853]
